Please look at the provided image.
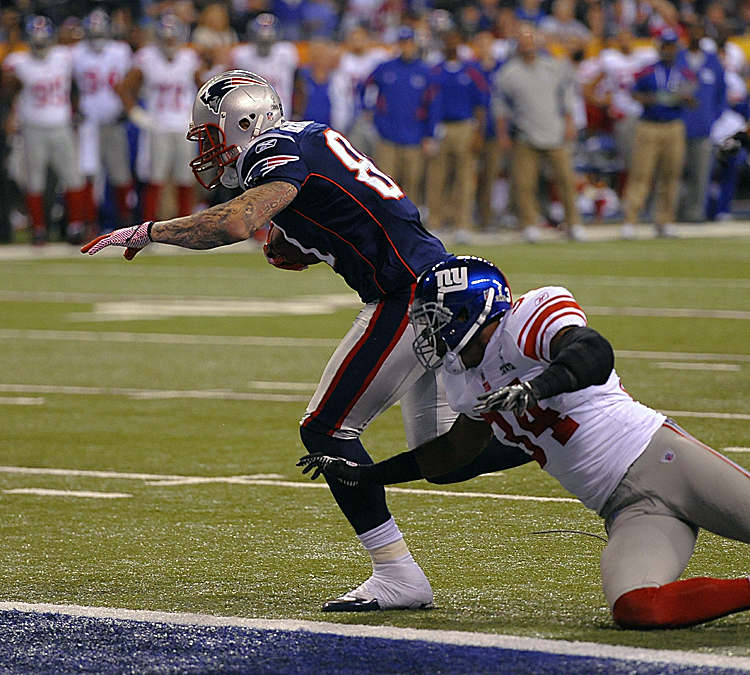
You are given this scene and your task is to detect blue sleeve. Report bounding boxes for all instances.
[632,71,653,93]
[238,134,310,191]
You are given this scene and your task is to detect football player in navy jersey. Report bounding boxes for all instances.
[81,70,530,612]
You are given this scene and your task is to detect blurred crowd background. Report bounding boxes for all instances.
[1,0,749,245]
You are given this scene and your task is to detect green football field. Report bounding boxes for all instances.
[1,234,749,657]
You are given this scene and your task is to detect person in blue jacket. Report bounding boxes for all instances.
[365,26,434,206]
[677,18,726,223]
[424,28,489,235]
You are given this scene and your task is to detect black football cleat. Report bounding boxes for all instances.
[322,594,381,612]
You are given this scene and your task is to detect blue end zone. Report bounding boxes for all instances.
[2,610,749,675]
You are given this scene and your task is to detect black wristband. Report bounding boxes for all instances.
[359,451,423,485]
[146,221,154,242]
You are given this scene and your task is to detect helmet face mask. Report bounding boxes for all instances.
[26,16,54,58]
[187,70,285,189]
[84,9,110,51]
[411,256,512,371]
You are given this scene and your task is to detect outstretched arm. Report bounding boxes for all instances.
[81,181,298,259]
[299,414,494,486]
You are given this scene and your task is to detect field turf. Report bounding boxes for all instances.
[1,234,749,663]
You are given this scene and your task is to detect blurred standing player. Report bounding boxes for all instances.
[231,14,299,118]
[81,70,529,612]
[300,255,750,630]
[365,27,433,207]
[72,10,134,234]
[2,16,89,244]
[118,14,204,222]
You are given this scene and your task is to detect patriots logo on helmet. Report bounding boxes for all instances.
[200,75,268,114]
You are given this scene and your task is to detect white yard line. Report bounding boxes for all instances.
[1,601,749,670]
[0,396,44,405]
[0,465,577,503]
[2,330,750,363]
[3,488,131,498]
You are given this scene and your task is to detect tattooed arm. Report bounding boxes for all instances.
[81,181,298,259]
[152,181,298,249]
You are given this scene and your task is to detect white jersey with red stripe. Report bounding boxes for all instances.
[444,286,666,513]
[230,42,299,118]
[72,40,132,124]
[133,45,200,132]
[3,46,74,127]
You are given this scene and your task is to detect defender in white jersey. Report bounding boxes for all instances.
[2,16,88,243]
[230,14,299,117]
[118,14,204,221]
[300,255,750,630]
[72,10,134,231]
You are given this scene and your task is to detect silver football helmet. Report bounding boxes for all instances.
[187,70,285,189]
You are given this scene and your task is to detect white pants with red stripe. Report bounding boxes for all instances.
[302,299,458,449]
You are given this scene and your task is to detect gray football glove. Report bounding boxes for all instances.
[297,453,362,486]
[473,381,538,415]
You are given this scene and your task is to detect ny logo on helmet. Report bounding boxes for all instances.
[200,75,267,114]
[436,267,468,293]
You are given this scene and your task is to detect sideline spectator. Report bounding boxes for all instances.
[472,30,505,229]
[677,18,726,223]
[425,27,488,237]
[494,22,585,242]
[621,29,697,239]
[292,37,349,130]
[366,26,432,206]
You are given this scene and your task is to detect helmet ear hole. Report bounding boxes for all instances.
[238,114,256,131]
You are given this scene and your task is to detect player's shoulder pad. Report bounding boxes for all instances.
[238,125,310,189]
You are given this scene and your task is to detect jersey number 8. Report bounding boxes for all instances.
[324,129,404,200]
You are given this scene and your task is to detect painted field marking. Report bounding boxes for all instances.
[0,466,579,504]
[654,362,742,371]
[3,488,132,498]
[0,396,44,405]
[3,330,750,366]
[724,447,750,453]
[1,602,749,671]
[2,382,749,422]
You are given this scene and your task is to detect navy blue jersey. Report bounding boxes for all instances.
[237,121,450,302]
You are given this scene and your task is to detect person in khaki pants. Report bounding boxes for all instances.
[494,23,585,242]
[424,28,489,236]
[622,29,697,239]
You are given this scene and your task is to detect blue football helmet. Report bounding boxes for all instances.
[411,256,512,371]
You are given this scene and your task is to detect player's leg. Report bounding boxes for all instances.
[601,424,750,629]
[21,124,50,243]
[143,132,170,221]
[52,126,88,243]
[512,140,541,230]
[101,122,134,227]
[174,132,196,217]
[300,287,433,611]
[653,121,685,229]
[623,121,659,226]
[77,119,101,234]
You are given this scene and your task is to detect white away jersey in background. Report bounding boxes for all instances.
[230,42,299,117]
[72,40,132,123]
[3,46,74,127]
[444,287,666,513]
[133,45,200,132]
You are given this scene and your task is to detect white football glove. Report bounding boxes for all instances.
[81,222,153,260]
[127,106,158,132]
[473,382,538,415]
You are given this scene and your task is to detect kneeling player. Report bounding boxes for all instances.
[300,255,750,629]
